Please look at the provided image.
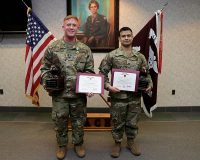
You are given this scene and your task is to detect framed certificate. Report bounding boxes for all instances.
[111,69,140,92]
[76,73,104,94]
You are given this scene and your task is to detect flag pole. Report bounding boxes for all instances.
[100,94,111,108]
[161,2,168,11]
[157,2,167,73]
[22,0,31,15]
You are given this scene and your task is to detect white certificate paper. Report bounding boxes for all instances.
[112,69,139,92]
[76,73,104,94]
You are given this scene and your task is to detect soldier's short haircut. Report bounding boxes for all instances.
[63,15,79,22]
[88,0,99,9]
[118,27,133,37]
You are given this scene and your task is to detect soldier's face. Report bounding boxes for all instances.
[119,30,133,47]
[90,3,98,14]
[62,18,79,37]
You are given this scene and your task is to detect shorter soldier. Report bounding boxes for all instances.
[83,0,108,47]
[99,27,153,158]
[41,15,94,160]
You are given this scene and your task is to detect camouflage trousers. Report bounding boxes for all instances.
[110,97,142,142]
[52,96,87,147]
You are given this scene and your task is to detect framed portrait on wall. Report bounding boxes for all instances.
[66,0,119,52]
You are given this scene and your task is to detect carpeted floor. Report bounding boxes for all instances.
[0,112,200,160]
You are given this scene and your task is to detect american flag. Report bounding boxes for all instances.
[25,10,55,105]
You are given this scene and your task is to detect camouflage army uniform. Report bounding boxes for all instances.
[84,14,107,46]
[99,47,153,142]
[41,39,94,147]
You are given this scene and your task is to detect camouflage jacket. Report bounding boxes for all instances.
[99,47,153,99]
[41,39,94,98]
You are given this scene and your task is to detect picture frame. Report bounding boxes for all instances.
[66,0,119,52]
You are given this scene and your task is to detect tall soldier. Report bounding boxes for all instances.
[40,15,94,160]
[99,27,153,158]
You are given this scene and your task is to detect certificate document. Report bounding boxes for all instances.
[76,73,104,94]
[112,69,139,92]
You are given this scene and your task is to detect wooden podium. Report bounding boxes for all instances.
[85,113,111,131]
[68,113,111,131]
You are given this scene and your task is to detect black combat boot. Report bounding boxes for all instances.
[111,142,121,158]
[127,138,141,156]
[56,146,67,160]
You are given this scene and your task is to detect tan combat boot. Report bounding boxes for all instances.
[74,144,86,158]
[56,146,66,160]
[127,138,141,156]
[111,142,121,158]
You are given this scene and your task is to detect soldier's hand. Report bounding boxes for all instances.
[142,66,147,73]
[145,86,152,97]
[140,67,147,76]
[145,86,152,92]
[87,92,94,97]
[108,86,120,93]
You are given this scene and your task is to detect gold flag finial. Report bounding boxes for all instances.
[27,7,31,15]
[22,0,31,15]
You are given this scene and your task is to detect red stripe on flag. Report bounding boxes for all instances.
[25,47,33,94]
[32,75,41,94]
[25,45,30,61]
[33,60,42,78]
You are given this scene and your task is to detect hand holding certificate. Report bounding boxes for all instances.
[76,73,104,94]
[112,69,139,92]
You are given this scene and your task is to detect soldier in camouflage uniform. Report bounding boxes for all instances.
[99,27,153,158]
[83,0,108,47]
[40,15,94,160]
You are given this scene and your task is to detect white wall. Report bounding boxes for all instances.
[0,0,200,108]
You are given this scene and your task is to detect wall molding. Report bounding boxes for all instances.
[0,106,200,112]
